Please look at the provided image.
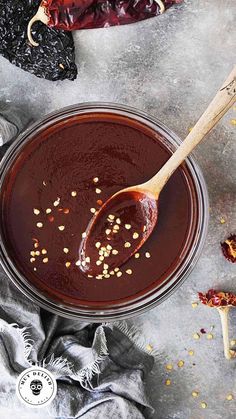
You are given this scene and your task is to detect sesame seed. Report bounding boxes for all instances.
[75,260,81,266]
[36,222,43,228]
[33,208,40,215]
[146,344,153,351]
[30,251,35,257]
[145,252,151,258]
[46,208,51,214]
[200,402,207,409]
[101,246,106,251]
[108,214,115,220]
[103,269,108,275]
[35,251,40,256]
[63,248,69,254]
[90,208,96,214]
[166,364,173,371]
[104,274,110,279]
[41,249,47,255]
[96,275,103,279]
[65,262,71,268]
[34,242,39,249]
[207,333,213,340]
[95,188,101,194]
[125,224,131,230]
[165,379,171,386]
[93,177,99,183]
[191,302,198,308]
[81,261,86,267]
[113,225,120,231]
[134,253,140,259]
[42,181,47,186]
[114,268,119,272]
[30,258,35,263]
[88,275,93,278]
[106,229,111,235]
[53,198,60,207]
[95,242,101,248]
[133,232,139,239]
[71,191,77,197]
[124,242,131,248]
[103,263,109,270]
[104,251,109,257]
[126,269,132,275]
[43,258,48,263]
[99,256,104,261]
[116,218,121,224]
[226,394,233,401]
[112,249,118,255]
[193,333,200,340]
[177,360,184,368]
[99,249,104,256]
[188,350,194,356]
[117,271,122,277]
[191,391,199,398]
[58,225,65,231]
[107,244,112,250]
[33,267,37,271]
[96,260,102,266]
[110,271,115,275]
[85,257,90,263]
[82,232,87,238]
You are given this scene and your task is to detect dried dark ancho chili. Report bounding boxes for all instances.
[28,0,182,45]
[0,0,77,81]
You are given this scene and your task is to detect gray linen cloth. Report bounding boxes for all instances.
[0,270,154,418]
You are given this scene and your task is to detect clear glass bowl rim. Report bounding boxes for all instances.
[0,102,209,321]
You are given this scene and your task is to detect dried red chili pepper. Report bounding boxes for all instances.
[221,234,236,263]
[198,289,236,307]
[28,0,182,46]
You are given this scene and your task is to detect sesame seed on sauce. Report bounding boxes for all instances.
[145,252,151,258]
[33,208,40,215]
[95,188,101,194]
[34,242,39,248]
[75,260,81,266]
[124,242,131,248]
[43,258,48,263]
[116,218,121,224]
[36,222,43,228]
[116,271,122,277]
[125,224,131,230]
[82,232,87,238]
[46,208,52,214]
[35,251,40,256]
[41,249,47,254]
[105,229,111,235]
[95,242,101,248]
[134,253,140,259]
[53,198,60,207]
[71,191,77,197]
[113,225,120,231]
[108,214,115,220]
[42,181,47,186]
[65,261,71,268]
[90,208,96,214]
[93,177,99,183]
[30,251,35,257]
[58,225,65,231]
[112,249,118,255]
[96,260,102,266]
[63,248,69,254]
[30,257,35,263]
[133,232,139,239]
[126,269,132,275]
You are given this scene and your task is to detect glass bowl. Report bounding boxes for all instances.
[0,103,209,321]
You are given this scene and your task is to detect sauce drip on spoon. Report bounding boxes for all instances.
[79,191,158,278]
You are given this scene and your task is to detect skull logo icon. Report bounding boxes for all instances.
[30,380,43,396]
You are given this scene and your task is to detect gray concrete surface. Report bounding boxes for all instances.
[0,0,236,418]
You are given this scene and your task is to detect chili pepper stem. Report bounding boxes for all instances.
[217,306,233,360]
[27,6,49,47]
[154,0,165,14]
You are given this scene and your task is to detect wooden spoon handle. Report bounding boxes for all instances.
[145,66,236,197]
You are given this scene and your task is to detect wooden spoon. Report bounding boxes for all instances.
[79,67,236,277]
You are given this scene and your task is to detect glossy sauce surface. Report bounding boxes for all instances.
[1,113,198,307]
